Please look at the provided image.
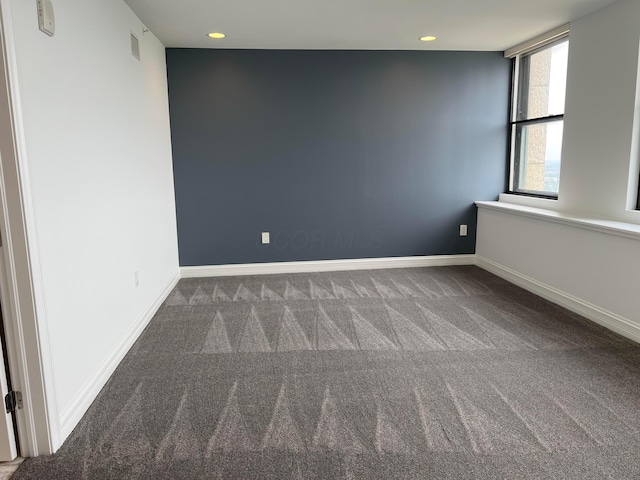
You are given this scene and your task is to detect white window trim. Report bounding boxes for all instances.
[505,24,570,59]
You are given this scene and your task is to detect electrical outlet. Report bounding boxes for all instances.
[460,225,468,237]
[261,232,270,244]
[134,270,139,287]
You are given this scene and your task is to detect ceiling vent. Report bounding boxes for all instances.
[130,33,140,61]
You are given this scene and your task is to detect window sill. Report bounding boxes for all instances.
[498,193,558,209]
[475,201,640,241]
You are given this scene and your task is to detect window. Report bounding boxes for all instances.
[509,38,569,197]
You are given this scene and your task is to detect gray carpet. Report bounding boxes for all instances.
[13,266,640,479]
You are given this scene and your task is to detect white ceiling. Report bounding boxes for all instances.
[124,0,618,51]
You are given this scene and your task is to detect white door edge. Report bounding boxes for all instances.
[0,246,18,461]
[0,0,61,456]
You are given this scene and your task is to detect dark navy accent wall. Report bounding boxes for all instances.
[166,49,510,266]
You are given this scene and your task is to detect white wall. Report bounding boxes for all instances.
[7,0,179,446]
[559,0,640,221]
[477,207,640,340]
[478,0,640,341]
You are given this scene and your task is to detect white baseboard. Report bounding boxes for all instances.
[180,254,477,278]
[58,271,180,441]
[476,255,640,344]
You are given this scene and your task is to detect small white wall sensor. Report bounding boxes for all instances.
[37,0,55,37]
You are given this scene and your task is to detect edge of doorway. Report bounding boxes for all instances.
[0,0,61,456]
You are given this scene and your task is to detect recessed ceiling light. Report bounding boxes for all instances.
[208,32,226,39]
[419,36,437,42]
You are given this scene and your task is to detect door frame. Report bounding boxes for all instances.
[0,0,60,456]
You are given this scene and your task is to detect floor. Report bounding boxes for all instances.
[0,458,23,480]
[11,266,640,479]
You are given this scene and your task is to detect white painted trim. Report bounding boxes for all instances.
[58,271,180,440]
[0,0,59,456]
[626,37,640,211]
[498,193,559,210]
[180,255,476,278]
[0,252,18,460]
[505,23,570,58]
[476,201,640,240]
[476,255,640,345]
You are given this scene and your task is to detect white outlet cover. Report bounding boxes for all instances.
[37,0,55,37]
[460,225,468,236]
[261,232,270,244]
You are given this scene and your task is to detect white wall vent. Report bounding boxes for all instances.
[130,33,140,61]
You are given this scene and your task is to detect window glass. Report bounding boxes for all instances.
[515,121,563,194]
[511,38,569,197]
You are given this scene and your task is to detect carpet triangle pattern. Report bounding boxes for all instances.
[13,266,640,479]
